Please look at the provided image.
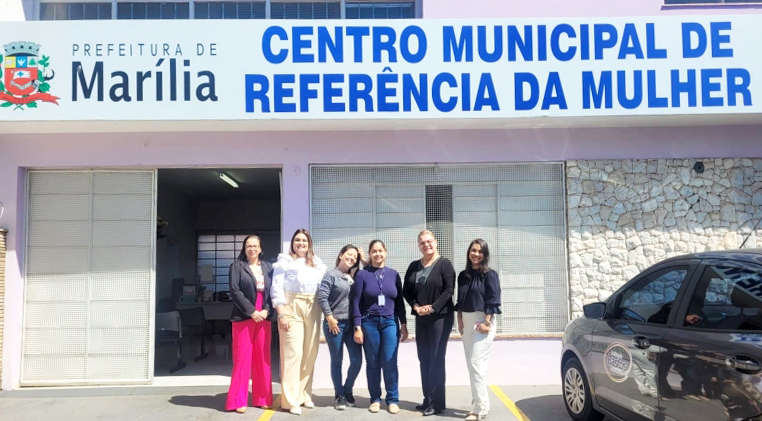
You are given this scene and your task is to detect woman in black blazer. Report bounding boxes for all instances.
[403,230,456,416]
[225,235,274,413]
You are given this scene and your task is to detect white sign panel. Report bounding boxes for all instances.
[0,16,760,121]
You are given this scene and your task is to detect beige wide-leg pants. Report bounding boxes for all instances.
[461,311,496,416]
[279,292,321,410]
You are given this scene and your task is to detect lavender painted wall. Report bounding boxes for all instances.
[423,0,762,18]
[3,126,762,388]
[2,0,762,391]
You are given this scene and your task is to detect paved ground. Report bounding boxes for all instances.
[0,385,570,421]
[0,338,571,420]
[151,338,563,388]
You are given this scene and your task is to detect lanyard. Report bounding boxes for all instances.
[374,267,386,292]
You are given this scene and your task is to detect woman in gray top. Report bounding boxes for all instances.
[317,244,364,410]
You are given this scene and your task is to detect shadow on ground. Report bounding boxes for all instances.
[298,393,468,418]
[169,393,227,412]
[515,394,569,420]
[167,391,471,418]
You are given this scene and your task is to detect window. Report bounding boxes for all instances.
[615,267,689,325]
[195,2,266,19]
[270,1,341,19]
[198,234,249,294]
[346,1,415,19]
[683,263,762,331]
[117,2,190,19]
[665,0,762,3]
[41,0,418,20]
[40,3,112,20]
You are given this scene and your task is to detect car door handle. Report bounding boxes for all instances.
[632,336,651,349]
[726,356,762,373]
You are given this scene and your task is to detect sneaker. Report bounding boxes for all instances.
[345,393,357,407]
[289,407,302,415]
[334,396,347,411]
[369,402,381,413]
[303,401,315,409]
[388,403,400,414]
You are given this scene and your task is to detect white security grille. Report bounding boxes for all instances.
[310,164,568,335]
[22,171,156,385]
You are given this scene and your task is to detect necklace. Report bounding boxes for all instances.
[416,263,434,284]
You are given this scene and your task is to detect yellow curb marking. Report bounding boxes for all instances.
[257,395,281,421]
[489,385,531,421]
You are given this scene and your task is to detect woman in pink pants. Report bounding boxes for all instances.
[226,235,274,413]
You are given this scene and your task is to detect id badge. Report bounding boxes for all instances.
[378,295,386,306]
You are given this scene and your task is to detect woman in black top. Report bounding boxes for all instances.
[226,235,274,413]
[403,230,455,416]
[456,239,502,421]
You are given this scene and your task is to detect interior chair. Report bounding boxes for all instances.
[715,283,762,330]
[155,311,186,373]
[177,306,211,362]
[156,297,177,313]
[171,278,185,301]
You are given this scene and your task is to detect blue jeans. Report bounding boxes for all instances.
[323,319,363,399]
[361,315,400,404]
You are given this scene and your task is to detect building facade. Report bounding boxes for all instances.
[2,0,762,389]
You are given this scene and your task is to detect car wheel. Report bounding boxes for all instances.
[562,357,604,421]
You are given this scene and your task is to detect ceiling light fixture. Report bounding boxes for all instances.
[219,172,239,188]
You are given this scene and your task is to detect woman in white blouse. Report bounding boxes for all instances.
[271,228,327,415]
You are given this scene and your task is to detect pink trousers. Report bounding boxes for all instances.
[225,316,272,410]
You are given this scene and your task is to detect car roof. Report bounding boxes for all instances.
[659,248,762,265]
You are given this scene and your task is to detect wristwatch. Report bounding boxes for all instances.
[277,314,288,320]
[354,326,362,332]
[483,320,492,327]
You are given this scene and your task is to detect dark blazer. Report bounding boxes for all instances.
[229,259,273,322]
[403,257,456,316]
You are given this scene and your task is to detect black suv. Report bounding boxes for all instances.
[561,249,762,421]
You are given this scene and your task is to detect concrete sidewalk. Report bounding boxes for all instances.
[0,385,569,421]
[0,338,567,420]
[151,338,563,388]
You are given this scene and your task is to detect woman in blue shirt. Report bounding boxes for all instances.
[351,240,408,414]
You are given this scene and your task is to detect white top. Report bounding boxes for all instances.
[271,253,327,308]
[250,264,265,291]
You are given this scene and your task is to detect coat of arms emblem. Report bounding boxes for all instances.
[0,41,59,110]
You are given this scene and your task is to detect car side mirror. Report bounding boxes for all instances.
[583,302,606,320]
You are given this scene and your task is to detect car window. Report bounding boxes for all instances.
[614,267,689,325]
[683,263,762,331]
